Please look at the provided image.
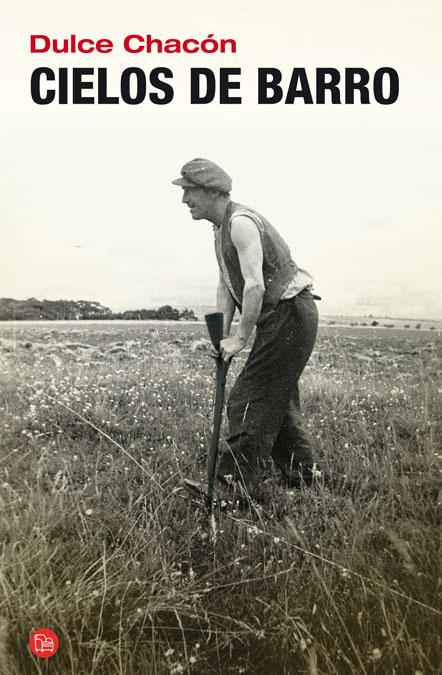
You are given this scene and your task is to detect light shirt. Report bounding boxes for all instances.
[280,268,314,299]
[213,224,241,304]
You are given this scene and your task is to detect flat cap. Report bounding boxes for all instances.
[172,158,232,192]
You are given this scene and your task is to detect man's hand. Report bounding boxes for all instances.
[218,335,247,362]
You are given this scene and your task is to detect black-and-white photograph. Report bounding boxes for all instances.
[1,1,441,673]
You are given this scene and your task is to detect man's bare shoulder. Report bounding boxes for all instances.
[230,214,261,249]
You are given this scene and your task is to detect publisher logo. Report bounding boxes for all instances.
[29,628,59,658]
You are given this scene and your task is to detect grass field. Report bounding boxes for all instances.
[0,321,441,674]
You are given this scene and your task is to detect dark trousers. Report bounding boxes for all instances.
[217,289,318,487]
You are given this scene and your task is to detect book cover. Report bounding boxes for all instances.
[1,1,441,673]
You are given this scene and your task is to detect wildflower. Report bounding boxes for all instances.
[170,665,184,675]
[371,648,382,661]
[164,648,174,657]
[247,525,260,536]
[311,463,322,478]
[85,509,93,516]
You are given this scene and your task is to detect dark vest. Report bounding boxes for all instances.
[214,201,298,322]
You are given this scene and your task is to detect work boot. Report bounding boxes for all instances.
[266,463,322,490]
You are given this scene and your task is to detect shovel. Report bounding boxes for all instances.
[183,312,230,512]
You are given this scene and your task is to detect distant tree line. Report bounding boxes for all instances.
[0,298,198,321]
[113,305,198,321]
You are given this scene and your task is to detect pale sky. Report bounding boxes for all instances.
[1,0,441,318]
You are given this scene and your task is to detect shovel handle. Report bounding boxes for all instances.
[205,312,224,352]
[205,313,229,511]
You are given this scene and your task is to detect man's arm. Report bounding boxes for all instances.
[217,272,236,337]
[219,215,265,362]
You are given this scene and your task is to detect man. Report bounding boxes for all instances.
[172,158,319,500]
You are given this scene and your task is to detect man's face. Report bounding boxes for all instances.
[181,186,214,220]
